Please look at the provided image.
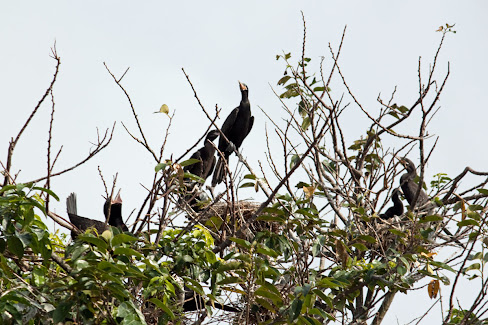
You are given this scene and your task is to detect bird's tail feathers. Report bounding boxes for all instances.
[66,193,77,215]
[211,155,230,187]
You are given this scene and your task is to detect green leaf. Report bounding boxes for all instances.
[289,298,303,321]
[229,237,252,249]
[358,235,376,244]
[457,219,479,227]
[352,243,368,251]
[388,229,407,237]
[217,276,242,285]
[277,75,292,85]
[78,235,108,251]
[180,158,200,167]
[111,233,138,247]
[155,162,169,172]
[255,297,276,312]
[53,301,73,323]
[149,298,175,319]
[420,215,443,223]
[7,236,24,258]
[256,245,279,258]
[464,263,481,272]
[239,182,255,188]
[290,154,301,169]
[477,188,488,195]
[301,117,311,131]
[113,247,144,258]
[430,260,456,273]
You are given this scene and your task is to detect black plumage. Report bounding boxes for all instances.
[103,190,128,231]
[182,287,240,313]
[67,191,128,239]
[379,188,404,219]
[184,130,219,182]
[211,81,254,186]
[399,157,432,213]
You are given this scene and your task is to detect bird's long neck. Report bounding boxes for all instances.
[240,91,250,109]
[392,192,402,209]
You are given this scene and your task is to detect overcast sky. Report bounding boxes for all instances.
[1,1,487,323]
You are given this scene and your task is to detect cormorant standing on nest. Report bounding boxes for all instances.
[182,286,240,312]
[379,188,404,219]
[211,81,254,186]
[67,191,128,238]
[184,130,219,182]
[399,157,433,213]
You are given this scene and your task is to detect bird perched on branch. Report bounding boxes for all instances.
[399,157,434,214]
[184,130,219,182]
[67,190,128,238]
[211,81,253,186]
[379,188,404,219]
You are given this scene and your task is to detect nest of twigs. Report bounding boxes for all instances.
[191,201,284,245]
[357,215,426,254]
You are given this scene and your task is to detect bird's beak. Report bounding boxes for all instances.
[112,189,122,204]
[238,81,247,91]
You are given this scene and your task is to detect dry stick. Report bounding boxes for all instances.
[213,122,327,254]
[29,123,116,184]
[45,88,56,213]
[103,62,158,162]
[51,252,72,273]
[3,46,61,187]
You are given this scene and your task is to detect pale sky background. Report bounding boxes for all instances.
[1,1,487,323]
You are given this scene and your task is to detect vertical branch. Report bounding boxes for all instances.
[4,44,61,187]
[45,88,56,212]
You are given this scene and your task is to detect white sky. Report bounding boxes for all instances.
[1,1,487,323]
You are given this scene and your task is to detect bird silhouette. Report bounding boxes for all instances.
[399,157,433,214]
[379,188,404,219]
[184,130,219,182]
[67,190,128,238]
[211,81,253,186]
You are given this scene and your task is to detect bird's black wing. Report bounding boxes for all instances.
[204,156,216,180]
[218,107,239,150]
[185,151,203,178]
[245,115,254,137]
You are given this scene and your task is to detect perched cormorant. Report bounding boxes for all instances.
[211,81,254,186]
[182,286,240,312]
[184,130,219,182]
[379,188,404,219]
[399,157,432,213]
[67,191,128,238]
[103,190,128,231]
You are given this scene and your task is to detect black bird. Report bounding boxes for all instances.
[399,157,433,213]
[379,188,404,220]
[211,81,254,186]
[184,130,220,182]
[182,286,240,313]
[67,191,128,238]
[103,190,128,231]
[399,158,463,246]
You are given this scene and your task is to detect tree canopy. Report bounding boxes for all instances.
[2,23,487,325]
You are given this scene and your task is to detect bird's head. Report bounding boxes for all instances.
[113,189,122,205]
[206,130,220,142]
[103,189,123,217]
[238,80,248,92]
[399,157,416,174]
